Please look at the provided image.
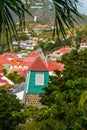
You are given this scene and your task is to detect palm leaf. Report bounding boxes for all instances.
[52,0,81,38]
[0,0,82,50]
[78,91,87,110]
[0,0,32,50]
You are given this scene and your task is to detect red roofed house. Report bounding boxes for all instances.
[53,46,71,60]
[0,75,14,88]
[23,56,64,107]
[24,56,49,107]
[80,42,87,50]
[0,55,9,65]
[33,23,52,34]
[28,51,38,58]
[0,64,4,75]
[8,57,36,77]
[45,60,64,75]
[19,40,37,50]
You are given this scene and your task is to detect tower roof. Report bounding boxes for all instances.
[28,56,48,71]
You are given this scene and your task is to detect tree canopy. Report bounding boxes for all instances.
[16,48,87,130]
[0,90,25,130]
[40,48,87,129]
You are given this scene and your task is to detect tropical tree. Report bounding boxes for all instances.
[52,0,81,37]
[0,90,25,130]
[0,0,81,51]
[0,0,31,50]
[40,48,87,129]
[6,71,25,84]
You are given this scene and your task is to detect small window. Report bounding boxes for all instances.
[81,44,84,46]
[36,74,44,85]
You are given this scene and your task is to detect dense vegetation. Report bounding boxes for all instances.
[3,69,25,84]
[0,90,25,130]
[0,0,81,52]
[1,48,87,130]
[0,1,87,130]
[6,71,25,84]
[15,48,87,130]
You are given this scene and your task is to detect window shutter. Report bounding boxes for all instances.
[36,74,44,85]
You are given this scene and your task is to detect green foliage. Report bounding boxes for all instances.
[40,49,87,129]
[6,71,25,84]
[16,48,87,130]
[78,91,87,110]
[18,34,29,40]
[0,90,25,130]
[0,0,81,51]
[23,106,39,119]
[0,0,32,51]
[2,68,7,75]
[53,0,81,38]
[35,38,72,54]
[74,25,87,43]
[39,118,63,130]
[17,121,40,130]
[18,118,64,130]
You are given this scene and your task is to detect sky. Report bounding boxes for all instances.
[78,0,87,14]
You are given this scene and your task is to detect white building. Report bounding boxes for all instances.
[80,42,87,50]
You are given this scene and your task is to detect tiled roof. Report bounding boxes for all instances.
[0,55,9,64]
[0,64,3,73]
[58,46,71,53]
[9,57,36,67]
[28,51,38,57]
[9,58,25,66]
[0,64,3,69]
[35,23,50,28]
[45,61,64,71]
[28,56,48,71]
[11,68,27,78]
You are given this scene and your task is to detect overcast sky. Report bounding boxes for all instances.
[78,0,87,14]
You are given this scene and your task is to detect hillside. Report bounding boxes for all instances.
[12,1,87,26]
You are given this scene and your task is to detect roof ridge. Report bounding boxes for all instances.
[28,56,48,71]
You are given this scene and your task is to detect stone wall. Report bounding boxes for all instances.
[23,94,44,108]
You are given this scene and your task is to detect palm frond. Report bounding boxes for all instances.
[78,91,87,110]
[52,0,81,38]
[0,0,32,50]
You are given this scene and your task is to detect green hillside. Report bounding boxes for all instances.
[12,1,87,26]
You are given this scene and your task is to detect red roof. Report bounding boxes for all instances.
[35,23,50,28]
[45,61,64,71]
[0,64,3,69]
[0,75,8,83]
[28,56,48,71]
[17,70,27,77]
[0,64,4,73]
[58,46,71,53]
[0,75,13,88]
[28,51,38,57]
[9,57,36,67]
[11,68,27,78]
[9,58,25,66]
[0,55,9,64]
[23,57,36,67]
